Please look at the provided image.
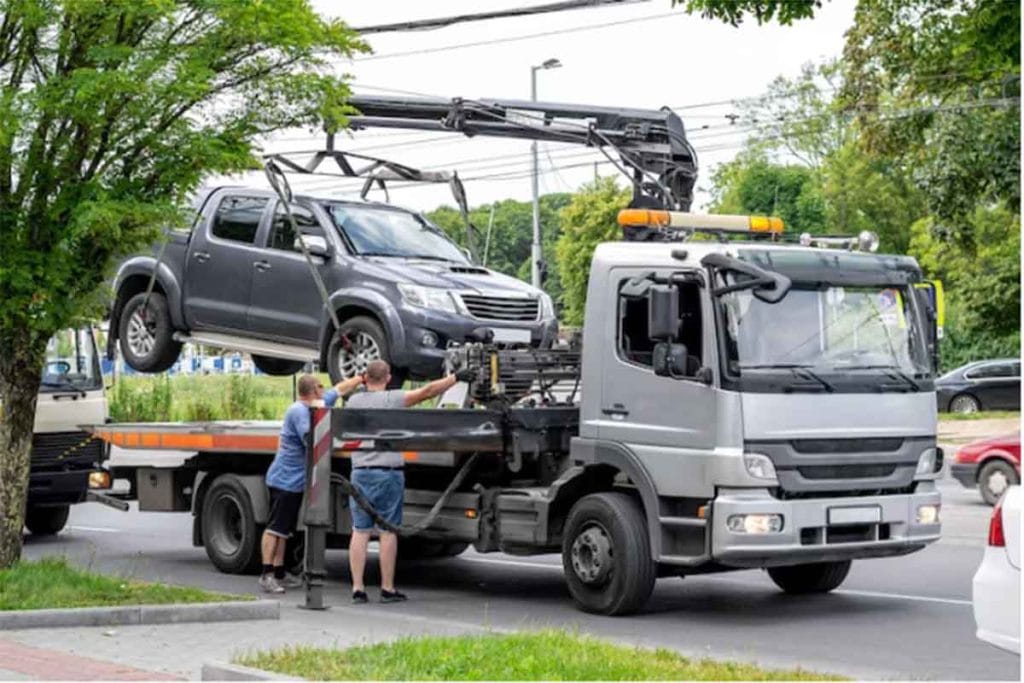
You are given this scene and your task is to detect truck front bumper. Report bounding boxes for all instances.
[710,484,941,568]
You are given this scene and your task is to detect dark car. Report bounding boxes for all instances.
[951,433,1020,505]
[936,359,1021,413]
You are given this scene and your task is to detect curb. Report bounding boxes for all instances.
[0,600,279,630]
[201,661,302,681]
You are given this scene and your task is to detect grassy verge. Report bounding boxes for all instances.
[0,557,246,610]
[938,410,1019,422]
[236,630,842,681]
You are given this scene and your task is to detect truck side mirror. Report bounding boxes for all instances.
[653,342,688,378]
[295,235,331,258]
[648,284,680,342]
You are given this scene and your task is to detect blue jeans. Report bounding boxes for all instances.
[350,469,404,531]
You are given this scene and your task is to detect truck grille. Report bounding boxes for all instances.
[797,464,898,480]
[460,294,539,322]
[32,431,103,470]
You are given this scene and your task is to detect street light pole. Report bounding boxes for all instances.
[530,58,561,289]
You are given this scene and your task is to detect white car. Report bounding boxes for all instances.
[973,485,1021,653]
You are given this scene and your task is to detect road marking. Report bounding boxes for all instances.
[458,556,973,606]
[68,525,119,533]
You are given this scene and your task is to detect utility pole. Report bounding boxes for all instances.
[530,58,561,289]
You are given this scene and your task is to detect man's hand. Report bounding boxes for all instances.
[454,368,476,383]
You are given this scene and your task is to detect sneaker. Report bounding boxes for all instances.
[278,572,304,589]
[258,574,285,594]
[380,589,407,603]
[352,590,368,604]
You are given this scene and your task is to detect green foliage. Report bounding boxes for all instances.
[109,375,173,422]
[238,629,841,681]
[554,178,631,326]
[109,374,307,422]
[680,0,823,26]
[0,557,243,610]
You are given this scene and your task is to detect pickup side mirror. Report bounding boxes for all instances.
[295,235,331,258]
[653,342,688,378]
[648,284,680,342]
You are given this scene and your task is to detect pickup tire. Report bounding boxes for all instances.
[562,492,656,615]
[24,504,70,536]
[201,475,262,574]
[252,355,305,376]
[767,560,852,594]
[327,316,406,387]
[118,292,182,373]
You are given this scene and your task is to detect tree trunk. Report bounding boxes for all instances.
[0,328,45,568]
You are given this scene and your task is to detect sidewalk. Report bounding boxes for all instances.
[0,638,181,680]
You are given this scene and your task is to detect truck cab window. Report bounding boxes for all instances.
[211,196,267,244]
[269,204,323,252]
[618,279,702,374]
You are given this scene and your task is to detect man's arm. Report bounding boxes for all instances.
[402,374,458,407]
[334,374,365,398]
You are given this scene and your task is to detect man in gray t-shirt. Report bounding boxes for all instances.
[345,359,473,604]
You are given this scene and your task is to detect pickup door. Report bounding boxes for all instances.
[184,193,271,331]
[247,201,332,344]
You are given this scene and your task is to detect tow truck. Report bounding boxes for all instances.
[89,96,945,615]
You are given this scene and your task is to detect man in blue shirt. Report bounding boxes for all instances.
[259,373,363,593]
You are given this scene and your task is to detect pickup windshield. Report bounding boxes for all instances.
[40,328,102,393]
[327,204,467,263]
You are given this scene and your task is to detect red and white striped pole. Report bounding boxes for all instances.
[301,406,332,610]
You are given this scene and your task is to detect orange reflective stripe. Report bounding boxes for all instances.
[402,451,419,461]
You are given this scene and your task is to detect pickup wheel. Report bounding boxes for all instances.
[767,560,852,594]
[562,492,656,615]
[118,292,182,373]
[201,475,262,574]
[252,355,304,376]
[24,505,70,536]
[327,316,406,388]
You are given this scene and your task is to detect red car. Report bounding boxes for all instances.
[952,433,1021,505]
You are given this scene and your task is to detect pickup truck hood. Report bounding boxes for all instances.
[364,258,540,296]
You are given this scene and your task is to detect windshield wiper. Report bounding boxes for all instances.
[739,364,835,392]
[843,364,921,391]
[40,379,86,395]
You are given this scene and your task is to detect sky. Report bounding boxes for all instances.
[232,0,857,213]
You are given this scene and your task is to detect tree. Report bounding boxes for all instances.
[0,1,366,566]
[680,0,824,26]
[554,178,631,326]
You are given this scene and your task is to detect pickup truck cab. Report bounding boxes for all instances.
[107,187,558,382]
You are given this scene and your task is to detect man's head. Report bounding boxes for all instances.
[364,360,391,390]
[297,374,324,402]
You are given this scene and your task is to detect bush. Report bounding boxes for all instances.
[109,376,173,422]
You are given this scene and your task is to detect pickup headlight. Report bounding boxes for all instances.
[539,292,556,320]
[397,284,458,314]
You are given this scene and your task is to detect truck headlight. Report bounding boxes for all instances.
[727,514,784,534]
[743,452,777,481]
[539,292,556,320]
[397,284,458,314]
[915,448,939,476]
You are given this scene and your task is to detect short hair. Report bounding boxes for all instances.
[297,374,321,398]
[365,360,391,384]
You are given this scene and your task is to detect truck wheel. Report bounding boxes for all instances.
[201,475,262,574]
[285,531,305,576]
[118,292,182,373]
[252,355,305,376]
[767,560,852,594]
[562,492,656,615]
[327,316,407,387]
[24,505,70,536]
[977,460,1018,506]
[400,539,469,560]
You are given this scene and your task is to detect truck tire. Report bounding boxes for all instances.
[284,531,305,576]
[252,355,305,376]
[562,492,656,615]
[399,539,469,560]
[327,316,407,387]
[118,291,182,373]
[201,475,262,574]
[767,560,852,594]
[24,505,70,536]
[977,459,1018,506]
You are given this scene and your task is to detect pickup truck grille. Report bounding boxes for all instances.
[32,431,103,470]
[460,294,539,322]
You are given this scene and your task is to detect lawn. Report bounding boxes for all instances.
[938,410,1020,422]
[236,630,843,681]
[0,557,245,610]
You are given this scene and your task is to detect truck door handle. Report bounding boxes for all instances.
[254,260,271,272]
[602,404,629,417]
[193,251,210,263]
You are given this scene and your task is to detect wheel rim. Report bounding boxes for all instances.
[570,522,614,585]
[951,396,978,413]
[209,493,245,558]
[986,469,1010,497]
[127,305,157,358]
[338,331,382,379]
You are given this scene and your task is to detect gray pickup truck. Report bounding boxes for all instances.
[107,187,558,383]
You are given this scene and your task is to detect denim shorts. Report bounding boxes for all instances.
[349,469,404,531]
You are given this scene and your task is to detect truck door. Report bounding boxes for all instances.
[599,267,718,453]
[184,193,271,331]
[247,202,333,343]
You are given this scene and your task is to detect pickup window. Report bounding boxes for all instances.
[211,196,268,244]
[618,278,703,374]
[269,203,324,252]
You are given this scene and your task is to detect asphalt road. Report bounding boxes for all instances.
[22,466,1020,681]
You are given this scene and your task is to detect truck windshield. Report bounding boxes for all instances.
[327,204,467,263]
[719,284,931,385]
[40,328,102,393]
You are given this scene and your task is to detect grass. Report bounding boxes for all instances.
[0,557,246,610]
[938,410,1019,422]
[236,630,843,681]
